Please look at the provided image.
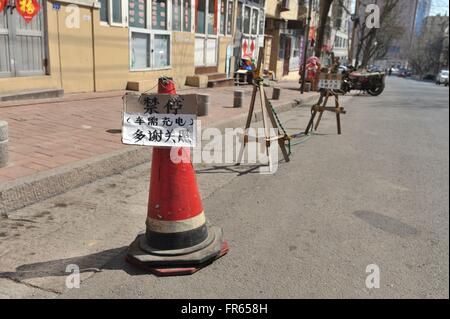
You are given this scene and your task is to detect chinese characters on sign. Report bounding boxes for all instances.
[318,79,342,90]
[122,93,198,147]
[16,0,41,24]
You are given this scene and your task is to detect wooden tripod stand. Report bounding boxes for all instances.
[237,48,290,167]
[305,89,346,135]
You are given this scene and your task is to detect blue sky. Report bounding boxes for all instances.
[430,0,449,16]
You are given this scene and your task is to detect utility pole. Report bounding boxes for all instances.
[348,0,360,66]
[301,0,314,94]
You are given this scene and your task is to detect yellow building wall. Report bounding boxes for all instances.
[57,4,95,93]
[92,17,131,92]
[218,36,233,74]
[1,2,232,95]
[89,13,199,92]
[265,0,299,20]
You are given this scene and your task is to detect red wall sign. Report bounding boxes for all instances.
[16,0,40,23]
[0,0,8,13]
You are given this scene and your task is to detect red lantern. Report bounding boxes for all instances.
[0,0,8,13]
[16,0,40,23]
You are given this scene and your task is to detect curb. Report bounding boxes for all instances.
[0,93,318,216]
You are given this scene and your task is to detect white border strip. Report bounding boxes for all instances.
[146,212,206,233]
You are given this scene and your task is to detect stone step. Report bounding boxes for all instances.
[207,73,228,81]
[207,78,235,88]
[0,89,64,102]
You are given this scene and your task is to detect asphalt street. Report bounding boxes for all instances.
[0,77,448,298]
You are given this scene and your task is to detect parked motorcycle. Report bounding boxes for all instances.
[341,68,386,96]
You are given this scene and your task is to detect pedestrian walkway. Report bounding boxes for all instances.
[0,81,314,183]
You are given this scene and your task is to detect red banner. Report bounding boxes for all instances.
[16,0,40,23]
[0,0,7,13]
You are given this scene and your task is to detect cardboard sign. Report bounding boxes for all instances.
[318,79,342,90]
[16,0,40,23]
[122,93,198,148]
[318,73,342,90]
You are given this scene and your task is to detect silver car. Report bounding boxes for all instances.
[436,70,449,86]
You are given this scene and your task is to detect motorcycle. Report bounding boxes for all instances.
[341,69,386,96]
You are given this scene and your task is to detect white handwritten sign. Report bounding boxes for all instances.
[318,79,342,90]
[122,93,198,147]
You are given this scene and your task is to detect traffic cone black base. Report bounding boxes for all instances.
[126,226,228,276]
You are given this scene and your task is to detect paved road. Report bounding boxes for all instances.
[1,77,448,298]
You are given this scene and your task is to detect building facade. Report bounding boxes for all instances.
[264,0,308,80]
[328,0,351,64]
[0,0,245,95]
[414,0,432,36]
[1,0,330,95]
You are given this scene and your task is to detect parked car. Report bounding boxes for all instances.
[398,69,412,78]
[436,70,449,86]
[389,68,400,76]
[424,74,436,81]
[368,65,383,73]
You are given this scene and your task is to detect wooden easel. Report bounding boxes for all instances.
[237,47,290,167]
[305,89,346,135]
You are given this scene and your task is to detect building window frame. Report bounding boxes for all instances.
[99,0,128,27]
[128,0,172,71]
[250,7,259,35]
[219,0,234,36]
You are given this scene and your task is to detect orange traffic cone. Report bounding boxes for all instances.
[126,77,228,276]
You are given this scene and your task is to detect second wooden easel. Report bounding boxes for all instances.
[237,47,290,167]
[305,89,346,135]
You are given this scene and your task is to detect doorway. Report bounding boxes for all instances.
[0,0,48,78]
[195,0,218,68]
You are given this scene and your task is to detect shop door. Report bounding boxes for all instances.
[195,0,218,67]
[289,36,301,71]
[283,37,291,76]
[0,0,47,78]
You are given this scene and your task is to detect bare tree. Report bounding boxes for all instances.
[409,19,449,78]
[354,0,401,68]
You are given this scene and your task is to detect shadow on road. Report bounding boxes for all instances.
[196,164,265,176]
[0,247,149,281]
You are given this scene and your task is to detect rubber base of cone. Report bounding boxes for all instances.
[126,226,228,276]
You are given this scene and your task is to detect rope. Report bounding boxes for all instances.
[268,99,292,155]
[268,88,319,155]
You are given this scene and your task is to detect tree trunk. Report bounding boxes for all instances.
[361,32,377,67]
[314,0,334,58]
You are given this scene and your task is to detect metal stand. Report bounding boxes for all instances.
[305,89,346,135]
[237,48,290,167]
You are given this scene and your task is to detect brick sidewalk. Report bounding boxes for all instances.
[0,81,315,183]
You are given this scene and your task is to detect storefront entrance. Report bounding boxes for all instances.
[0,0,47,78]
[195,0,218,67]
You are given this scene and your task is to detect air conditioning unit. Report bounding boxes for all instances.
[280,0,290,12]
